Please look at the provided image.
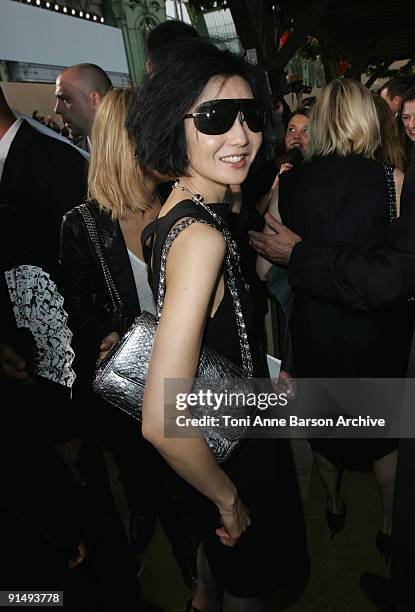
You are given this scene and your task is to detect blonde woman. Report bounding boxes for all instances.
[277,79,413,563]
[60,88,197,588]
[61,86,160,404]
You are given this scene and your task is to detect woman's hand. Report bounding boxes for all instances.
[97,332,120,364]
[68,542,87,569]
[268,162,294,194]
[277,369,296,399]
[215,496,251,547]
[278,162,294,177]
[0,344,35,384]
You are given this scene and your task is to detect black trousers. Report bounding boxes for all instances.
[0,374,143,612]
[392,438,415,609]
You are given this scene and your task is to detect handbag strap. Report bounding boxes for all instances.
[77,203,123,311]
[383,163,398,223]
[156,217,254,378]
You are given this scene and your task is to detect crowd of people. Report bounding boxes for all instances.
[32,109,62,134]
[1,15,415,612]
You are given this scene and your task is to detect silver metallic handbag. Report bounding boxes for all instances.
[92,210,255,463]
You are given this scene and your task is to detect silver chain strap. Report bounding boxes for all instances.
[383,163,398,223]
[78,204,123,311]
[157,207,254,377]
[173,179,243,265]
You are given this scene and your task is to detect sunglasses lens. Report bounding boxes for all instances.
[242,107,264,133]
[192,100,264,135]
[194,103,235,135]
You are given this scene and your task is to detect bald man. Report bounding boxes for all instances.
[54,63,112,141]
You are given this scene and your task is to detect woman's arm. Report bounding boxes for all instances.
[256,162,294,217]
[256,186,282,281]
[142,222,250,546]
[60,212,112,348]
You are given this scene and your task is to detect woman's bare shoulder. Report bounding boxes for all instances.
[169,217,226,257]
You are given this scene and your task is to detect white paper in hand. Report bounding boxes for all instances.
[267,353,281,380]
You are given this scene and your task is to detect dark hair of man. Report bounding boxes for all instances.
[146,19,199,55]
[127,37,270,177]
[380,77,413,100]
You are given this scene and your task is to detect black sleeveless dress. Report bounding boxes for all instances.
[279,155,414,465]
[143,200,309,597]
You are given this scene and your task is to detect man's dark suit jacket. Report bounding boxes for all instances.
[0,119,87,424]
[0,123,87,585]
[0,217,83,591]
[0,119,87,281]
[288,163,415,609]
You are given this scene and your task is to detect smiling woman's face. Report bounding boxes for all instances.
[402,99,415,142]
[184,75,262,192]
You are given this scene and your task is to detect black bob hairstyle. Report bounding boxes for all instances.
[146,19,198,56]
[126,37,270,177]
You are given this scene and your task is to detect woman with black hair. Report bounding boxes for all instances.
[126,38,308,612]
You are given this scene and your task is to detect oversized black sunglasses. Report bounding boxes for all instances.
[184,99,265,135]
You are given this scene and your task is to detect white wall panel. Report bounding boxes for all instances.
[0,1,128,73]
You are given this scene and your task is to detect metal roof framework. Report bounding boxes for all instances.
[227,0,415,85]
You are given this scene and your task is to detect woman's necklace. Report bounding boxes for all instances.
[173,178,223,224]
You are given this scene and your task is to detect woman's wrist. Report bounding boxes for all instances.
[216,486,238,515]
[219,503,238,517]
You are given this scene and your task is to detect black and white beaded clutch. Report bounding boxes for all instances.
[4,265,76,388]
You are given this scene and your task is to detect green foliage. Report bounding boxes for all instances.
[297,36,320,61]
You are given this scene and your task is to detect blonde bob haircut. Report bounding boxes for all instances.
[88,87,151,219]
[307,79,381,160]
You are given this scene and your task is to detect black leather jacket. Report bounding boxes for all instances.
[60,201,141,359]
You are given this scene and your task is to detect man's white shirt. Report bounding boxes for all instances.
[0,117,23,184]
